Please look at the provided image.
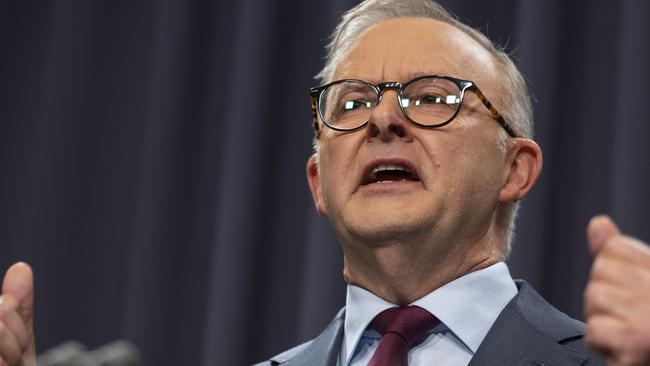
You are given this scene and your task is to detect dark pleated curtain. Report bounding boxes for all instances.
[0,0,648,365]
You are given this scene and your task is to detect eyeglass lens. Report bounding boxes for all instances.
[319,77,462,130]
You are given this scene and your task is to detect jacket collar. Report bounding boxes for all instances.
[468,280,588,366]
[273,308,345,366]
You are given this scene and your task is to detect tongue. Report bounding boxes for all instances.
[371,170,417,183]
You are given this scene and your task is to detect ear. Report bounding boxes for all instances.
[306,154,328,214]
[498,138,543,202]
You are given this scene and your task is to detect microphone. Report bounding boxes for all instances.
[37,340,142,366]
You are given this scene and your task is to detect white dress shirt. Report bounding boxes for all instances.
[340,262,517,366]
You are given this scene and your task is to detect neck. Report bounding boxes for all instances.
[340,226,505,305]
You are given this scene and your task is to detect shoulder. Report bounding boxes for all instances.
[509,280,603,364]
[470,279,603,365]
[253,308,345,366]
[252,341,314,366]
[510,280,585,337]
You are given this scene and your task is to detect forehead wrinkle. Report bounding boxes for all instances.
[336,56,459,84]
[332,17,501,102]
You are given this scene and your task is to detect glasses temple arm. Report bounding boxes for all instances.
[469,85,518,138]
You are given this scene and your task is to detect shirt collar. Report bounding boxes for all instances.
[342,282,394,365]
[342,262,517,364]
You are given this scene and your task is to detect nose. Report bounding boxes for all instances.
[365,89,414,143]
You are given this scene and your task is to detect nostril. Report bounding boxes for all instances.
[367,124,380,138]
[389,124,406,138]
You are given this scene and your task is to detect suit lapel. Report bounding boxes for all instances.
[467,306,586,365]
[468,281,587,366]
[277,310,345,366]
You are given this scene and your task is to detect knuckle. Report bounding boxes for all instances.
[584,283,595,301]
[585,318,615,349]
[589,256,608,280]
[585,322,602,345]
[598,237,616,256]
[584,283,605,308]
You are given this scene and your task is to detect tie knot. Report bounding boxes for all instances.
[369,306,439,346]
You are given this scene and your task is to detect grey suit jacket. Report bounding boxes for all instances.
[255,281,604,365]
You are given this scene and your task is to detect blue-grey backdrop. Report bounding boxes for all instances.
[0,0,648,364]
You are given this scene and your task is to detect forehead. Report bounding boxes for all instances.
[333,17,498,88]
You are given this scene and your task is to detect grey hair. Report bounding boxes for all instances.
[313,0,534,254]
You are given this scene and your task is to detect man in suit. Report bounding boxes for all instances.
[252,0,650,365]
[0,1,649,366]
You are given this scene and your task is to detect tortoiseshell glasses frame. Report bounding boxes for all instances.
[309,75,517,139]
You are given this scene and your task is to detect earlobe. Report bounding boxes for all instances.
[306,154,328,214]
[499,139,543,202]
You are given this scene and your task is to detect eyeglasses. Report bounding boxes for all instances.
[309,75,517,138]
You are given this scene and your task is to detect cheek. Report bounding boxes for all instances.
[459,148,503,200]
[318,145,352,203]
[439,137,504,201]
[319,134,361,182]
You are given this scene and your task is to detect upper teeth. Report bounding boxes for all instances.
[371,164,411,175]
[368,164,412,181]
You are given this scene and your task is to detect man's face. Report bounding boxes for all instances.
[308,18,511,248]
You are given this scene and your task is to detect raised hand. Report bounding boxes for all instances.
[0,263,36,366]
[585,215,650,366]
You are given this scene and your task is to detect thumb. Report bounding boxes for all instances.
[587,215,621,255]
[2,262,35,332]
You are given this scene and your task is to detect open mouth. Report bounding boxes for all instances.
[363,163,420,185]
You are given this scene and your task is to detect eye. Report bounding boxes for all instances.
[417,95,444,105]
[403,78,462,108]
[406,93,459,109]
[341,99,372,113]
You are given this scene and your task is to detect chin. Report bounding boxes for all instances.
[333,196,439,245]
[345,214,428,246]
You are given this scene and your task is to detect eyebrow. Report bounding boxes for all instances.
[410,71,432,78]
[370,71,456,83]
[409,71,458,79]
[342,71,458,84]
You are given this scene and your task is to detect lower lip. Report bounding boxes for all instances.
[358,180,422,194]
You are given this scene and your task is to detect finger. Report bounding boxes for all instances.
[587,314,650,366]
[587,215,621,255]
[0,322,23,366]
[1,263,34,330]
[1,262,35,359]
[590,250,650,288]
[584,281,629,320]
[603,235,650,268]
[0,297,28,349]
[586,315,627,357]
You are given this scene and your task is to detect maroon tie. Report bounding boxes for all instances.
[367,306,440,366]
